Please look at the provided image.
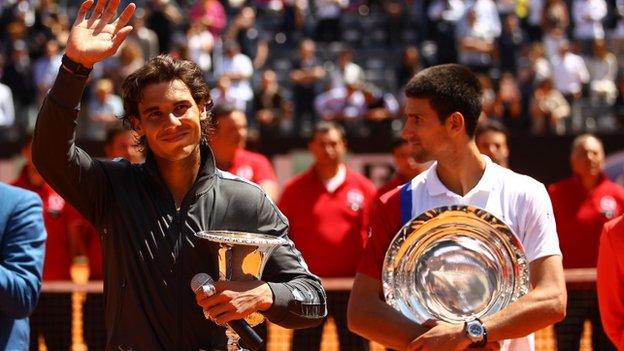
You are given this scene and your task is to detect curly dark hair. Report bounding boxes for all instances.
[404,64,482,137]
[121,54,214,150]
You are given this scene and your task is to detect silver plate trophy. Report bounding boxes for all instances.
[195,230,288,351]
[382,205,530,324]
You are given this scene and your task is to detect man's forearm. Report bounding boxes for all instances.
[348,297,427,350]
[482,256,566,341]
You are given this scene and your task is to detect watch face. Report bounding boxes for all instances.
[468,323,484,337]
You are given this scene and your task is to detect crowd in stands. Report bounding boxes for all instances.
[2,0,624,146]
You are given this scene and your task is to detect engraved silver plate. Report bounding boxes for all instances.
[382,206,530,324]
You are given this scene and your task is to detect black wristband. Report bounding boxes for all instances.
[61,54,92,77]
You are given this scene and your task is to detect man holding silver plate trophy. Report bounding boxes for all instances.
[348,64,567,350]
[32,1,327,350]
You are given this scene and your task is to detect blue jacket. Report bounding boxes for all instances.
[0,183,46,350]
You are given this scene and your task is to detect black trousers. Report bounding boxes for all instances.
[554,287,616,351]
[29,293,72,351]
[291,291,369,351]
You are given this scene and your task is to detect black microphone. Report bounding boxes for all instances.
[190,273,264,351]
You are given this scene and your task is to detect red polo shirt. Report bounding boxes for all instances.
[12,167,72,281]
[549,174,624,269]
[358,187,402,280]
[278,166,376,277]
[227,148,277,185]
[597,215,624,348]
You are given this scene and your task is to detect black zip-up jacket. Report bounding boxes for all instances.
[32,67,327,351]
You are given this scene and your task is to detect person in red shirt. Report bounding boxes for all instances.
[549,134,624,351]
[209,104,279,200]
[475,119,510,169]
[11,134,73,351]
[279,122,376,351]
[597,214,624,349]
[376,138,426,199]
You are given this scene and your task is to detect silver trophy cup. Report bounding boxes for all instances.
[195,230,288,351]
[382,206,530,324]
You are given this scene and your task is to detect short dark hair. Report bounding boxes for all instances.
[404,64,482,136]
[475,119,509,142]
[310,121,346,142]
[121,54,213,150]
[211,104,240,121]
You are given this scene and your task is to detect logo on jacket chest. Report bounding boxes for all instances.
[599,195,618,219]
[46,193,65,217]
[346,189,365,211]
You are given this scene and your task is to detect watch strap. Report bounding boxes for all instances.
[468,318,488,348]
[61,54,92,77]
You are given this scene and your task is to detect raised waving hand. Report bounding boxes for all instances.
[65,0,136,68]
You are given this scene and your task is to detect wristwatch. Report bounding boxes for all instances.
[464,318,487,348]
[61,54,92,77]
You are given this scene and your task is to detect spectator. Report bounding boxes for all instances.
[186,19,214,73]
[427,0,466,64]
[210,75,245,111]
[497,14,526,73]
[290,39,326,137]
[189,0,227,41]
[468,0,502,39]
[314,65,367,137]
[85,78,124,141]
[214,41,254,118]
[253,69,292,141]
[33,38,62,105]
[314,0,348,43]
[279,122,375,351]
[549,134,623,351]
[105,41,145,92]
[597,214,624,350]
[477,73,496,118]
[11,134,74,351]
[128,9,159,61]
[493,72,523,129]
[396,45,422,90]
[329,47,365,89]
[361,83,400,139]
[542,26,568,61]
[526,0,546,41]
[0,183,46,351]
[376,138,427,198]
[224,6,270,70]
[527,42,552,83]
[587,39,618,106]
[0,76,15,135]
[542,0,569,33]
[456,8,496,73]
[210,104,279,201]
[145,0,182,53]
[475,119,510,168]
[530,77,571,134]
[1,40,35,134]
[551,41,590,102]
[572,0,608,54]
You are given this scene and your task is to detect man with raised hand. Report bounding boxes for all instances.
[32,1,326,350]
